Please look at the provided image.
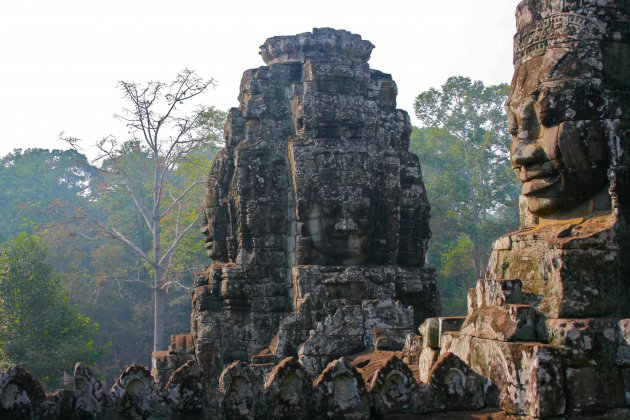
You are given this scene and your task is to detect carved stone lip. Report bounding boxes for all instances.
[326,233,366,242]
[326,234,351,241]
[522,174,560,195]
[515,161,555,183]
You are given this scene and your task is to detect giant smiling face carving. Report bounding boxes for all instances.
[506,47,609,216]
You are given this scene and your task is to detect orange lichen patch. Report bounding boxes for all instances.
[256,347,273,356]
[169,334,194,351]
[388,408,516,419]
[151,351,170,360]
[264,357,300,387]
[312,357,365,390]
[516,212,616,244]
[562,213,616,238]
[349,350,403,385]
[268,356,296,372]
[408,360,421,385]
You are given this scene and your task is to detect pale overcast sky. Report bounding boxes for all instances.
[0,0,521,158]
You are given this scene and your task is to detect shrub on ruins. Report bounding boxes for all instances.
[411,76,519,314]
[0,233,102,387]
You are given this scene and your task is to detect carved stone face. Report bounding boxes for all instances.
[202,150,230,261]
[305,185,373,265]
[202,208,228,260]
[506,48,609,216]
[397,153,429,267]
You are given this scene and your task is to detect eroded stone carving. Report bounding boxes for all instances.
[264,357,311,418]
[508,2,629,221]
[312,358,369,419]
[165,360,206,420]
[494,0,630,317]
[219,361,263,420]
[355,353,419,416]
[420,1,630,418]
[0,365,46,419]
[193,27,439,382]
[73,363,107,418]
[110,364,159,420]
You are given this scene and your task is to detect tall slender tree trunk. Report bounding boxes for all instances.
[154,267,165,351]
[465,169,485,280]
[153,160,163,352]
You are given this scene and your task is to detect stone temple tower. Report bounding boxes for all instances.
[193,28,440,380]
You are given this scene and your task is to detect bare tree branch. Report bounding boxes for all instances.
[160,178,202,219]
[59,70,221,352]
[92,220,156,269]
[159,213,200,267]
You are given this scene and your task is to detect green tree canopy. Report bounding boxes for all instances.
[0,148,94,243]
[0,233,102,387]
[412,76,519,314]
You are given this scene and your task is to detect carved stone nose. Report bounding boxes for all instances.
[511,143,545,167]
[514,96,541,141]
[334,218,359,232]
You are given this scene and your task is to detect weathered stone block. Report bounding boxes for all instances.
[264,357,312,419]
[41,389,74,420]
[193,285,221,312]
[313,358,370,419]
[402,333,422,364]
[0,366,46,419]
[419,318,440,349]
[460,304,536,342]
[438,317,466,346]
[418,347,439,383]
[618,319,630,366]
[362,299,413,350]
[251,296,286,312]
[360,354,419,416]
[476,278,523,307]
[623,368,630,407]
[219,361,264,420]
[488,235,627,318]
[152,350,194,390]
[427,352,485,412]
[299,333,364,375]
[442,334,565,418]
[73,363,107,418]
[165,361,206,419]
[566,367,625,412]
[467,287,477,313]
[419,316,465,349]
[546,318,618,367]
[110,364,160,420]
[169,333,195,354]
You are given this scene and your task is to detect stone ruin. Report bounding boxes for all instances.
[2,1,630,418]
[419,0,630,417]
[192,26,439,382]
